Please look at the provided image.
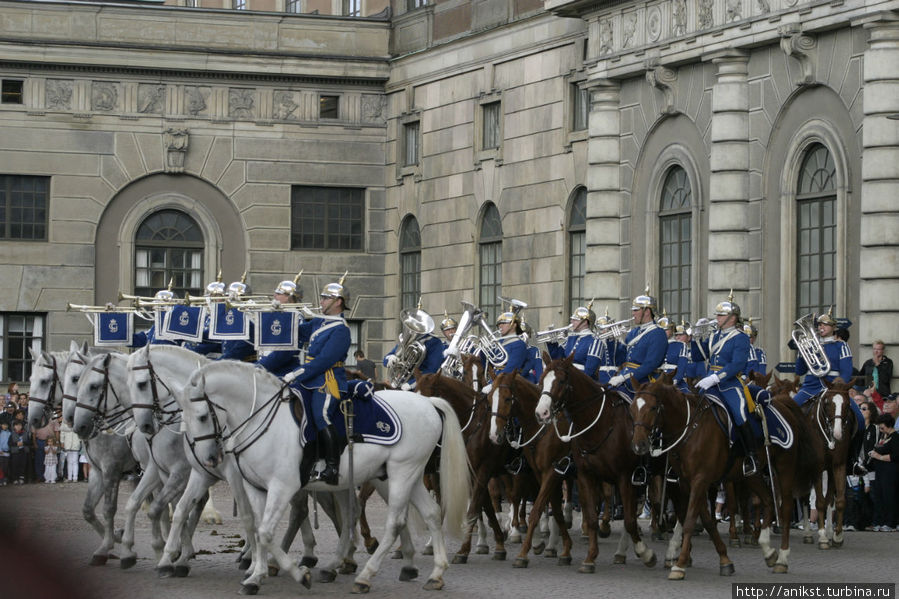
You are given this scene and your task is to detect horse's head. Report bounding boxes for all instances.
[822,377,857,444]
[750,370,773,389]
[630,379,663,456]
[73,353,114,438]
[127,345,161,435]
[27,348,63,429]
[462,353,485,392]
[182,368,223,468]
[535,353,575,424]
[488,371,517,445]
[61,341,91,428]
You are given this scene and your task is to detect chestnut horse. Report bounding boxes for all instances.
[535,354,657,573]
[630,378,820,578]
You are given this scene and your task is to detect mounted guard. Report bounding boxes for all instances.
[384,299,442,389]
[607,287,667,398]
[541,299,602,380]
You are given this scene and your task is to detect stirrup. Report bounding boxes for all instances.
[631,466,648,487]
[742,456,757,477]
[665,467,679,484]
[311,465,339,486]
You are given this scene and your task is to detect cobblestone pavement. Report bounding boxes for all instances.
[0,480,895,599]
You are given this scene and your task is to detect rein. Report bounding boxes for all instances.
[28,355,62,428]
[76,364,134,436]
[130,358,182,431]
[544,378,608,443]
[634,390,693,457]
[493,382,546,449]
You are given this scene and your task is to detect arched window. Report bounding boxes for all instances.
[568,188,587,317]
[658,166,692,324]
[134,209,204,298]
[796,143,836,316]
[479,203,502,321]
[399,215,421,310]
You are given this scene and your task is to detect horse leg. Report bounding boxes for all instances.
[268,492,306,576]
[158,472,211,576]
[92,469,123,567]
[357,482,379,554]
[723,482,740,547]
[696,484,734,576]
[353,477,417,593]
[816,471,830,549]
[548,481,572,565]
[172,488,208,577]
[513,470,555,567]
[81,468,106,541]
[620,479,655,568]
[453,468,489,563]
[404,482,448,589]
[598,481,613,538]
[773,470,798,574]
[575,473,600,573]
[750,478,778,570]
[253,485,311,592]
[147,466,191,563]
[832,464,847,548]
[670,486,703,580]
[480,483,507,560]
[118,462,162,569]
[664,520,684,569]
[201,494,223,524]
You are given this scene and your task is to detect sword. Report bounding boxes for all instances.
[341,397,356,542]
[755,402,780,529]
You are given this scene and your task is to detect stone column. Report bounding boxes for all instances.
[860,16,899,349]
[706,50,751,312]
[584,76,622,310]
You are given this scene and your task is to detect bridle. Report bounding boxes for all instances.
[632,388,693,456]
[492,380,545,449]
[75,361,133,436]
[542,368,608,443]
[28,354,62,429]
[130,355,181,431]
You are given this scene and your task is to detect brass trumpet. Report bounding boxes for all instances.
[595,317,633,340]
[534,324,572,344]
[67,303,141,313]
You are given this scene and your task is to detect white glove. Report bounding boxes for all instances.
[385,355,397,368]
[697,373,720,390]
[608,374,626,387]
[283,368,304,384]
[271,299,282,309]
[443,347,460,359]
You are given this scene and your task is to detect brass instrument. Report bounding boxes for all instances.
[792,313,830,377]
[225,298,320,318]
[534,324,573,344]
[440,300,511,376]
[67,303,142,313]
[476,314,510,368]
[690,317,718,340]
[596,317,634,340]
[387,305,436,388]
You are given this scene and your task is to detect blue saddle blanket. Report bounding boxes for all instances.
[706,395,794,449]
[299,384,402,448]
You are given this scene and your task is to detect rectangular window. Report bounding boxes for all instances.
[403,121,420,166]
[0,175,49,240]
[1,80,23,105]
[479,241,502,322]
[233,0,247,9]
[571,83,588,131]
[291,186,364,251]
[407,0,427,9]
[285,0,301,12]
[568,230,585,317]
[482,101,501,150]
[797,198,836,316]
[184,0,198,7]
[134,247,203,298]
[400,250,421,310]
[320,95,339,119]
[1,313,45,384]
[659,213,692,323]
[344,0,361,16]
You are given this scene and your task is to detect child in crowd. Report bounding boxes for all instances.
[43,437,59,483]
[59,420,81,482]
[9,420,30,484]
[0,420,10,485]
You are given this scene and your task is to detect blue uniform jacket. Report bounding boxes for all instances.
[182,316,222,355]
[796,338,853,394]
[691,327,750,390]
[620,323,668,384]
[525,345,543,384]
[219,321,256,361]
[291,316,351,394]
[384,334,446,376]
[547,332,601,379]
[744,345,768,376]
[131,325,179,348]
[256,348,300,378]
[493,335,530,377]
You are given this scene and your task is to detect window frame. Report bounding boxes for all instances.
[133,209,205,299]
[1,79,24,105]
[319,94,340,120]
[567,187,587,317]
[478,203,503,322]
[795,143,837,317]
[658,166,693,325]
[0,174,50,241]
[0,312,46,385]
[475,93,503,166]
[399,215,421,311]
[290,185,365,252]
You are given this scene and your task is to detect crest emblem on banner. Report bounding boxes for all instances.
[271,318,282,336]
[93,312,133,347]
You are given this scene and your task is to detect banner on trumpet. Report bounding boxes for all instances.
[93,312,134,347]
[163,305,207,342]
[209,302,250,340]
[255,311,299,350]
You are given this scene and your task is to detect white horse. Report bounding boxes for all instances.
[183,360,470,594]
[70,350,171,566]
[127,344,339,578]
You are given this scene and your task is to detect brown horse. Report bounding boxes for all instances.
[535,354,657,573]
[487,371,574,568]
[630,377,820,577]
[803,378,860,549]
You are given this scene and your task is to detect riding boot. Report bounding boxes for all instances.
[312,425,340,486]
[737,422,758,477]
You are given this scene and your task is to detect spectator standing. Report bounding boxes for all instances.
[8,420,30,485]
[43,437,59,483]
[847,401,879,531]
[32,414,59,483]
[79,446,90,482]
[0,420,10,485]
[862,341,893,401]
[868,413,899,531]
[59,421,81,482]
[5,382,18,404]
[0,402,15,427]
[353,350,378,382]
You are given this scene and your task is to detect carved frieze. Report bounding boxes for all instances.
[361,94,387,124]
[229,88,255,119]
[184,86,210,116]
[646,8,661,43]
[698,0,714,29]
[672,0,687,36]
[91,81,119,112]
[138,84,166,114]
[726,0,742,22]
[273,91,299,120]
[164,128,188,173]
[623,13,639,48]
[45,79,73,110]
[757,0,770,14]
[599,19,614,55]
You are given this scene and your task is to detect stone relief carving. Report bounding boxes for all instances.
[163,128,188,173]
[45,79,73,110]
[361,94,387,124]
[91,82,119,111]
[138,84,166,114]
[726,0,742,22]
[698,0,714,29]
[757,0,770,14]
[273,91,299,120]
[672,0,687,36]
[779,24,817,85]
[185,86,209,116]
[599,19,614,55]
[229,89,255,119]
[622,13,638,48]
[645,60,679,115]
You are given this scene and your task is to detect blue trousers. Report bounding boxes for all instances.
[707,385,750,425]
[291,384,339,430]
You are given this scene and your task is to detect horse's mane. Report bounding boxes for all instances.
[417,371,478,398]
[200,358,284,389]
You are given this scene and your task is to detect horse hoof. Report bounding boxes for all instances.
[557,556,572,566]
[318,569,337,583]
[120,556,137,570]
[239,583,259,595]
[238,558,251,570]
[720,563,735,576]
[423,578,444,591]
[475,544,489,555]
[338,562,358,575]
[351,582,370,594]
[802,536,814,545]
[598,523,611,539]
[818,542,831,550]
[513,558,529,568]
[174,565,190,578]
[157,565,174,578]
[832,539,843,548]
[451,554,468,565]
[301,570,312,589]
[532,542,545,555]
[668,569,686,581]
[508,532,522,544]
[365,539,379,555]
[578,563,595,574]
[729,538,741,548]
[89,555,108,567]
[544,548,558,558]
[645,554,657,568]
[390,550,403,560]
[399,566,419,581]
[114,529,124,543]
[664,559,673,569]
[773,563,788,574]
[613,554,626,565]
[492,551,506,561]
[765,552,778,567]
[422,545,433,556]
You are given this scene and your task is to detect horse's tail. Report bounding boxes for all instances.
[427,395,472,540]
[777,397,821,497]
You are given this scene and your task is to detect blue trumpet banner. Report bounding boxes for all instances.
[255,311,299,350]
[163,305,207,342]
[93,312,133,347]
[210,302,249,340]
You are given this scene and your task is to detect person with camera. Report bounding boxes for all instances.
[868,412,899,531]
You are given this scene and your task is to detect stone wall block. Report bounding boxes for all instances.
[711,85,749,113]
[708,203,750,230]
[587,138,622,164]
[709,143,749,170]
[710,113,749,143]
[100,155,129,191]
[708,232,749,259]
[861,148,899,181]
[586,167,619,191]
[861,81,899,114]
[708,261,750,286]
[134,133,164,174]
[114,132,148,182]
[203,137,234,184]
[859,282,899,312]
[859,181,899,212]
[859,247,899,278]
[860,213,899,245]
[708,172,749,199]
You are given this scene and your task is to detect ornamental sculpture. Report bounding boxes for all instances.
[164,128,189,173]
[45,80,73,110]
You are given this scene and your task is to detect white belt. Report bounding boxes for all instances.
[826,370,839,377]
[660,364,677,372]
[599,366,618,371]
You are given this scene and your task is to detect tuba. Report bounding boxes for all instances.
[387,307,435,387]
[440,300,510,376]
[792,313,830,377]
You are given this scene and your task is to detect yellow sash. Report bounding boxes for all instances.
[710,366,756,412]
[307,356,344,398]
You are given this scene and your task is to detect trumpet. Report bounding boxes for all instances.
[534,324,572,344]
[690,317,718,340]
[226,298,319,317]
[595,317,633,340]
[67,303,141,313]
[792,313,830,377]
